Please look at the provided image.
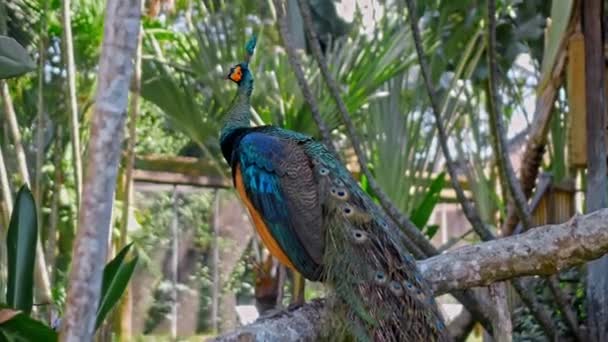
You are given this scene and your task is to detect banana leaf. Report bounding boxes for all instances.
[6,185,37,314]
[0,36,35,79]
[95,242,138,330]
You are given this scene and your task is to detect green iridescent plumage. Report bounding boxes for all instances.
[219,36,450,342]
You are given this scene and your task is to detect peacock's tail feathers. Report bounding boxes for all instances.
[307,143,450,342]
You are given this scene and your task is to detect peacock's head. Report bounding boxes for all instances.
[225,35,256,90]
[226,63,252,85]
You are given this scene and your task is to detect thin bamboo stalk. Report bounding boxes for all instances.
[0,146,12,224]
[1,81,53,307]
[1,82,31,186]
[46,127,63,282]
[35,17,47,228]
[61,0,83,211]
[211,190,220,332]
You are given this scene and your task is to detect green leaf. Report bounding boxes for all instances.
[422,224,440,240]
[539,1,574,86]
[410,172,446,229]
[6,185,37,314]
[95,243,138,330]
[0,306,57,341]
[0,36,36,79]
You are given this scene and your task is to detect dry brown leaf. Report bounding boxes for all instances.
[0,309,21,324]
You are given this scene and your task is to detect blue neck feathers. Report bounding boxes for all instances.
[220,70,254,145]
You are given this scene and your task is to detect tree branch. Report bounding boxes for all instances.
[213,208,608,341]
[289,0,498,331]
[272,0,336,155]
[403,0,493,242]
[404,0,562,337]
[421,210,608,293]
[211,299,326,341]
[486,1,563,338]
[486,0,532,230]
[295,0,432,258]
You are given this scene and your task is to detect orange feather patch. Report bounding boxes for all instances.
[229,65,243,82]
[235,164,296,270]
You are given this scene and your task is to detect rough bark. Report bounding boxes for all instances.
[502,44,568,236]
[115,17,143,338]
[210,299,326,342]
[59,1,141,341]
[447,309,476,342]
[212,208,608,341]
[582,1,608,341]
[488,282,511,342]
[485,3,516,339]
[421,210,608,294]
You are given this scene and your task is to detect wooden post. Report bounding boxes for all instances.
[582,1,608,341]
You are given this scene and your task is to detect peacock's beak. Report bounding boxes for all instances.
[225,67,235,80]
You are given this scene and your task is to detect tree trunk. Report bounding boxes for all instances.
[59,1,142,340]
[582,1,608,341]
[114,11,143,338]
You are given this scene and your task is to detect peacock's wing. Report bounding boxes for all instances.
[236,131,324,280]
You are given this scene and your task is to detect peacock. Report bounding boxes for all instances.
[219,36,450,342]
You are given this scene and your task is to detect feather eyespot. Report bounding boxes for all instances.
[330,187,348,200]
[319,167,329,176]
[335,179,344,187]
[342,205,353,216]
[352,229,368,243]
[389,281,404,296]
[403,281,414,290]
[374,271,387,285]
[311,159,320,165]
